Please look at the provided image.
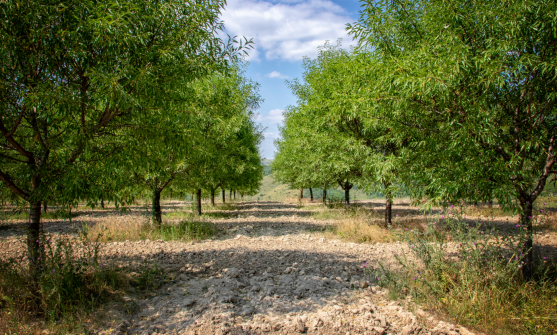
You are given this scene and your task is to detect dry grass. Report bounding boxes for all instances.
[309,204,428,243]
[86,215,215,243]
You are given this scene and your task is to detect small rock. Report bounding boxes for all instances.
[360,281,369,288]
[295,316,306,333]
[183,298,195,307]
[401,324,415,335]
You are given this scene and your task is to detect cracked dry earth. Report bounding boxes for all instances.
[1,201,478,335]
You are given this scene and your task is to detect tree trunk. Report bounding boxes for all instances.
[385,192,393,227]
[152,188,162,227]
[42,201,47,213]
[170,189,173,199]
[323,185,327,204]
[519,198,534,280]
[234,190,236,199]
[344,187,350,206]
[299,188,303,200]
[211,188,215,206]
[222,188,226,203]
[196,189,202,215]
[28,201,43,280]
[100,198,105,209]
[229,189,232,199]
[309,188,313,202]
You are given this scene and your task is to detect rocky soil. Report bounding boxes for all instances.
[6,199,556,335]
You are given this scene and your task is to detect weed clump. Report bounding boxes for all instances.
[89,217,216,242]
[0,234,126,326]
[366,209,557,335]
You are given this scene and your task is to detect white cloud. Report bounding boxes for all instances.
[221,0,355,61]
[256,109,285,124]
[266,71,290,79]
[267,109,285,123]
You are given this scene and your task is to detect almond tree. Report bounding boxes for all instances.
[349,0,557,278]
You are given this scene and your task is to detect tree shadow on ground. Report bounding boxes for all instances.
[102,246,374,334]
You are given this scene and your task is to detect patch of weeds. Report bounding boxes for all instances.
[366,210,557,335]
[0,232,129,333]
[132,261,164,291]
[215,203,236,211]
[149,220,215,241]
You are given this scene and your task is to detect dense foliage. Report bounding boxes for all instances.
[0,0,262,281]
[274,0,557,278]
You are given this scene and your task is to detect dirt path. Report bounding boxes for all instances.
[0,201,483,335]
[91,201,476,335]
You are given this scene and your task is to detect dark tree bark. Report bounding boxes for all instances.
[299,188,303,200]
[338,181,353,206]
[42,201,47,213]
[222,187,226,203]
[152,188,162,227]
[234,190,236,199]
[28,200,43,280]
[196,189,202,215]
[210,188,215,206]
[229,189,232,199]
[309,188,313,202]
[518,196,534,279]
[385,191,393,227]
[323,185,327,204]
[100,198,104,209]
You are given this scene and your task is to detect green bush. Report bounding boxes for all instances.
[366,210,557,334]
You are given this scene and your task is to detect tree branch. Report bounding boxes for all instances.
[0,169,30,201]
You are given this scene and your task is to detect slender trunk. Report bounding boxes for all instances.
[323,185,327,204]
[309,188,313,202]
[344,187,350,206]
[519,198,534,280]
[234,190,236,199]
[385,192,393,227]
[222,188,226,203]
[299,188,303,200]
[229,189,232,199]
[196,189,202,215]
[210,188,215,206]
[100,198,105,209]
[42,201,47,213]
[152,188,162,227]
[28,200,43,280]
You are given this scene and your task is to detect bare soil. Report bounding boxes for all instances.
[2,199,556,335]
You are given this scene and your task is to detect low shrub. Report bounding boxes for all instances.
[366,210,557,335]
[0,234,127,323]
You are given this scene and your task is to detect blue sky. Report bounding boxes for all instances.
[221,0,362,159]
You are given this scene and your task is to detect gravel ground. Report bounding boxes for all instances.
[6,199,555,335]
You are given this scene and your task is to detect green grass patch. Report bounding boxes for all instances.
[148,220,215,241]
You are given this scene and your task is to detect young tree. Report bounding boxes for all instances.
[349,0,557,278]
